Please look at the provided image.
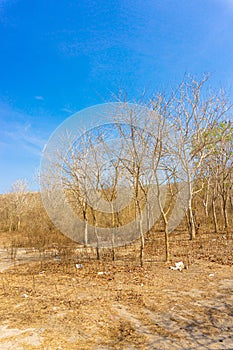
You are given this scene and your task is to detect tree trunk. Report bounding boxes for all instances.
[212,197,218,233]
[222,197,229,229]
[146,202,150,232]
[111,204,115,261]
[111,241,115,261]
[96,246,100,260]
[111,226,115,261]
[94,220,100,260]
[156,174,170,262]
[17,216,21,231]
[187,181,196,240]
[203,202,208,218]
[185,210,190,232]
[203,179,210,218]
[139,216,144,267]
[84,217,88,247]
[188,205,196,240]
[9,218,13,232]
[160,208,170,262]
[164,221,170,262]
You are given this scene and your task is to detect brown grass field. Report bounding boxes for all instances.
[0,224,232,349]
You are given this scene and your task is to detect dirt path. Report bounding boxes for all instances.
[114,284,233,349]
[0,247,53,272]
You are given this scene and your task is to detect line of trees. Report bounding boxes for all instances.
[39,75,232,265]
[195,120,233,232]
[1,75,232,265]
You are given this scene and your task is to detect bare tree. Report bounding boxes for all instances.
[112,104,159,266]
[8,179,29,231]
[208,122,232,230]
[195,121,232,232]
[167,75,231,239]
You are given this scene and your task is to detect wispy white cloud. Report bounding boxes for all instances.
[35,95,44,101]
[61,107,74,114]
[0,102,47,156]
[0,101,51,193]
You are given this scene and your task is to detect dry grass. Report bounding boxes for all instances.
[0,191,232,348]
[0,227,232,349]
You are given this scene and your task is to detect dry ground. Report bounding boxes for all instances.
[0,230,232,349]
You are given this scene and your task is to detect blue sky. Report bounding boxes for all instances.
[1,0,233,193]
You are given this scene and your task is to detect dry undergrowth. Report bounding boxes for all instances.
[0,229,232,349]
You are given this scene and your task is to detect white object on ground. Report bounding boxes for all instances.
[169,261,185,272]
[75,264,83,269]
